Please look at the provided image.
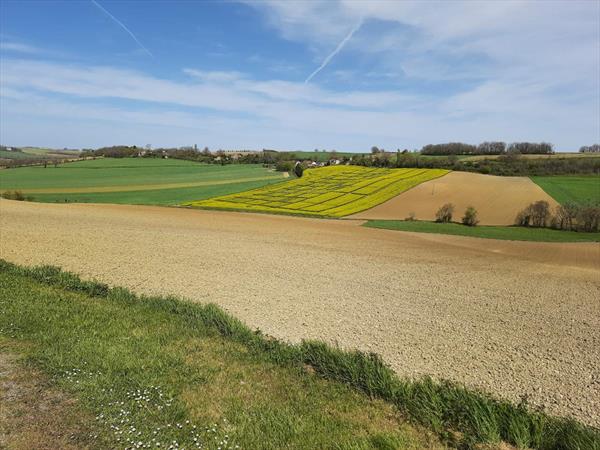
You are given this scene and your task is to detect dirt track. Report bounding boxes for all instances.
[1,200,599,426]
[351,172,559,225]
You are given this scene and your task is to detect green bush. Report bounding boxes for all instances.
[275,160,294,172]
[293,162,304,178]
[1,190,26,201]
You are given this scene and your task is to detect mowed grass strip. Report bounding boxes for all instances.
[186,166,449,217]
[364,220,600,242]
[531,175,600,205]
[1,260,598,449]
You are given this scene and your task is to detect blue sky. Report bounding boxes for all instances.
[1,0,598,151]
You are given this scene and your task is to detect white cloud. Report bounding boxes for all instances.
[1,55,597,150]
[0,41,41,54]
[1,0,599,150]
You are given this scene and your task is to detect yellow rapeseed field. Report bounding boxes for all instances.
[184,165,449,217]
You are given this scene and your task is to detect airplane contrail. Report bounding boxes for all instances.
[304,20,362,84]
[91,0,153,57]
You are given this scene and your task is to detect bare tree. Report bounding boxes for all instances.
[462,206,479,226]
[435,203,455,223]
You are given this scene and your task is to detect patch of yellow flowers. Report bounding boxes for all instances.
[184,165,449,217]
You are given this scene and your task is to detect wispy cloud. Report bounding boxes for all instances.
[2,58,597,150]
[90,0,153,57]
[0,41,40,54]
[305,20,362,83]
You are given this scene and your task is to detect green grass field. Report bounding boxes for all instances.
[0,158,287,205]
[0,149,34,159]
[364,220,600,242]
[1,260,597,449]
[531,175,600,205]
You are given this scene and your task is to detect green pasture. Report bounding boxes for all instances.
[531,175,599,205]
[0,158,286,205]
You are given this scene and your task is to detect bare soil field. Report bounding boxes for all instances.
[350,172,559,225]
[1,199,599,426]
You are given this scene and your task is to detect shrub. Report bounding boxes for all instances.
[405,212,416,221]
[515,209,532,227]
[516,201,550,227]
[529,201,551,227]
[275,160,294,172]
[435,203,455,223]
[576,202,600,232]
[462,206,479,226]
[1,190,26,201]
[293,162,304,178]
[552,202,578,231]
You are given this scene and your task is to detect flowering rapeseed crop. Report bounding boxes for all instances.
[185,166,449,217]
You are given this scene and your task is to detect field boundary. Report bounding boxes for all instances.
[363,220,600,242]
[2,259,598,449]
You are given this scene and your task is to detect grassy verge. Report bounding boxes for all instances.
[1,260,598,449]
[363,220,600,242]
[0,260,438,449]
[530,175,600,205]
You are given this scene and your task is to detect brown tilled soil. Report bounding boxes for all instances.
[1,199,599,427]
[350,172,559,225]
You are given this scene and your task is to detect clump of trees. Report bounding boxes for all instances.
[477,142,506,154]
[422,142,477,155]
[435,203,455,223]
[275,160,294,172]
[353,150,600,176]
[462,206,479,226]
[516,200,599,232]
[421,141,554,156]
[507,142,553,154]
[515,200,551,227]
[86,145,140,158]
[420,141,552,156]
[579,144,600,153]
[0,190,33,201]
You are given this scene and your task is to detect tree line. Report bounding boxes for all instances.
[351,151,600,176]
[516,200,599,232]
[421,141,553,155]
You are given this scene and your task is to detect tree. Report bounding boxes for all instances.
[579,144,600,153]
[294,161,304,178]
[530,200,551,227]
[515,200,551,227]
[461,206,479,226]
[371,146,380,154]
[576,202,600,232]
[435,203,455,223]
[552,202,578,230]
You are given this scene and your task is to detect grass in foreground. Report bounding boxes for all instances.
[186,166,448,217]
[0,261,438,450]
[1,260,598,449]
[531,175,600,205]
[363,220,600,242]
